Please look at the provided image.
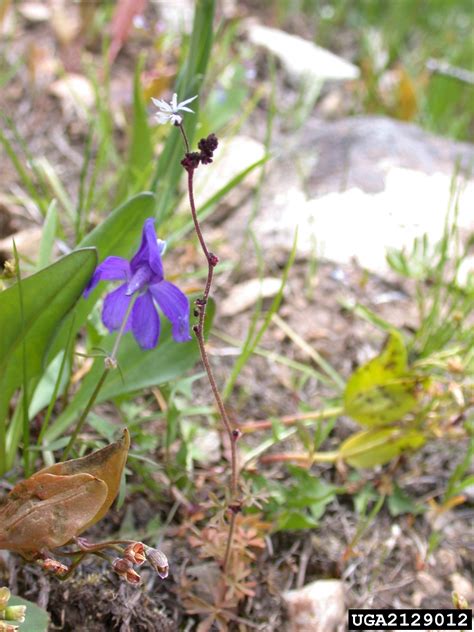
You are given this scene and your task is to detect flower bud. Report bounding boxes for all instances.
[232,429,242,441]
[0,588,10,610]
[4,606,26,623]
[144,547,169,579]
[124,542,146,566]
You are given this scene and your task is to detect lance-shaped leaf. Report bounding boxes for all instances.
[0,248,97,424]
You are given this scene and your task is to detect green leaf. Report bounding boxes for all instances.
[344,330,419,426]
[0,249,97,423]
[37,200,58,269]
[46,192,156,363]
[8,595,49,631]
[388,484,424,516]
[339,427,426,468]
[281,466,336,523]
[115,59,154,204]
[277,511,318,531]
[150,0,216,218]
[129,59,153,177]
[44,300,215,443]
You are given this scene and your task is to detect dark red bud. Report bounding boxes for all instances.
[208,253,219,267]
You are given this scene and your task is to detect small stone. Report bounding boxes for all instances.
[283,579,345,632]
[450,573,474,602]
[248,24,359,85]
[220,277,282,316]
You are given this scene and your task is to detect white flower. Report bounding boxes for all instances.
[151,93,198,125]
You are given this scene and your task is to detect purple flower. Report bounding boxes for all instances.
[84,218,191,350]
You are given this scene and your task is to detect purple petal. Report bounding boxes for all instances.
[131,291,160,350]
[149,280,191,342]
[130,218,164,279]
[84,257,131,297]
[102,284,133,332]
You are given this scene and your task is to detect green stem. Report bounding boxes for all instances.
[38,313,77,444]
[61,369,109,461]
[61,298,134,460]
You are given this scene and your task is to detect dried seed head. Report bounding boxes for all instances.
[112,557,141,585]
[144,547,169,579]
[124,542,146,566]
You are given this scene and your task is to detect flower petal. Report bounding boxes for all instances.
[177,106,195,113]
[151,97,172,112]
[155,113,171,124]
[84,257,130,297]
[171,93,178,110]
[130,218,164,279]
[102,284,133,332]
[131,291,160,349]
[178,95,198,108]
[149,280,191,342]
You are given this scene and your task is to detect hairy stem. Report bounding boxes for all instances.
[180,124,239,572]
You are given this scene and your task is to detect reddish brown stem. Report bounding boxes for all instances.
[241,406,343,433]
[180,124,239,573]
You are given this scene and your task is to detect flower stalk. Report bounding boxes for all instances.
[62,299,135,460]
[179,123,240,573]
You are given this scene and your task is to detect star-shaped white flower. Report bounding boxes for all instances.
[151,93,198,126]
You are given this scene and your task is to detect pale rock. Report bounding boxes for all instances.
[0,228,43,261]
[181,418,221,465]
[248,24,359,85]
[254,168,474,275]
[233,117,474,280]
[220,277,282,316]
[283,579,345,632]
[450,572,474,602]
[49,74,95,120]
[190,135,265,212]
[18,2,51,22]
[416,570,443,596]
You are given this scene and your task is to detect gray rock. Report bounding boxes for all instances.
[227,117,474,277]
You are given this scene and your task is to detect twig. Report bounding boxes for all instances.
[241,406,343,433]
